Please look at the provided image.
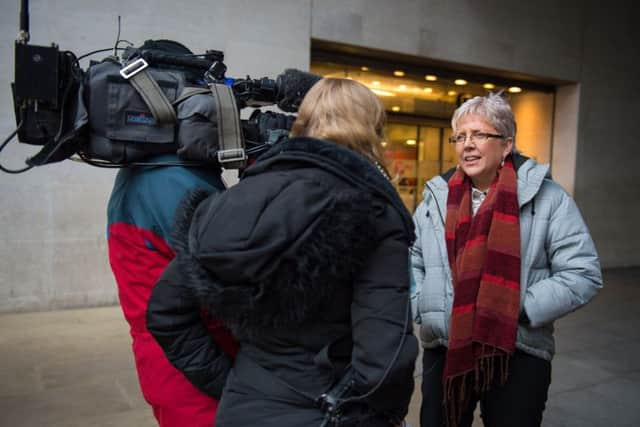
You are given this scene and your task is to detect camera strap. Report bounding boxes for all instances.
[172,87,211,105]
[209,83,246,169]
[120,58,177,124]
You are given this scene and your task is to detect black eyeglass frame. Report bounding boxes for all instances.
[448,132,506,144]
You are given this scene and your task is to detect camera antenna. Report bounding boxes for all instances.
[111,15,133,59]
[18,0,30,43]
[113,15,121,57]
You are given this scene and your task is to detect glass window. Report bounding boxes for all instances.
[441,128,456,173]
[416,126,441,205]
[383,124,418,211]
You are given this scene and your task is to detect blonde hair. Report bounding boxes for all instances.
[290,78,388,173]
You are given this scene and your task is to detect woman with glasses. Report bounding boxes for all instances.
[410,93,602,426]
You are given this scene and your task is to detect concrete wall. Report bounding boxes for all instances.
[311,0,585,82]
[572,3,640,267]
[0,0,311,313]
[1,0,638,312]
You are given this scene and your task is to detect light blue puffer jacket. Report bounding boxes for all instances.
[410,156,603,360]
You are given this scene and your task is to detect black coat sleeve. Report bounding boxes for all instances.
[146,258,232,398]
[349,204,419,420]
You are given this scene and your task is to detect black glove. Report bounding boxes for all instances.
[243,110,295,162]
[248,110,295,143]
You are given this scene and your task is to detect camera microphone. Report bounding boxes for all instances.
[230,69,321,112]
[275,69,322,112]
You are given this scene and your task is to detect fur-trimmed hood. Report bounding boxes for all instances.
[246,136,414,237]
[171,137,413,338]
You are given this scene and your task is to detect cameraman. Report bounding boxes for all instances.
[107,154,238,427]
[107,97,295,425]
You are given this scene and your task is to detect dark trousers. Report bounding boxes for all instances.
[420,346,551,427]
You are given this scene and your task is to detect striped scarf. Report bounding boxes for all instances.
[443,156,521,425]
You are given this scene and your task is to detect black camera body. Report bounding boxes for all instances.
[12,42,80,154]
[14,43,61,109]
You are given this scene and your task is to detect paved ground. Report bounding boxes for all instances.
[0,268,638,426]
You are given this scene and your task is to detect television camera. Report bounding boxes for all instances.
[2,0,321,174]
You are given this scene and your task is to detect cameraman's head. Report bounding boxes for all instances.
[290,78,387,172]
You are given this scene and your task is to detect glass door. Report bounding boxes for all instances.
[384,122,452,212]
[416,126,441,206]
[383,123,419,211]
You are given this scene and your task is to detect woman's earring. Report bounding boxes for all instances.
[500,158,505,167]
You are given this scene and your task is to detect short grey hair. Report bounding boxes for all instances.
[451,92,518,152]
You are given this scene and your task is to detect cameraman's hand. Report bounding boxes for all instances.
[249,110,295,143]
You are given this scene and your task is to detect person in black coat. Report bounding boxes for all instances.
[146,77,419,427]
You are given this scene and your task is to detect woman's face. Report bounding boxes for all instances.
[454,114,513,191]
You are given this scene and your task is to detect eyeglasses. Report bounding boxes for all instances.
[449,132,505,144]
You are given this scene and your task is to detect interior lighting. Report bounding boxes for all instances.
[372,80,381,86]
[483,83,496,90]
[425,75,437,81]
[406,139,417,146]
[393,70,405,77]
[371,89,396,97]
[381,141,388,147]
[391,106,401,112]
[398,84,407,91]
[454,79,468,86]
[447,90,457,96]
[508,86,523,93]
[361,66,369,71]
[423,87,433,93]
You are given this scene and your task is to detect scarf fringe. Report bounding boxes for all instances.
[444,349,511,427]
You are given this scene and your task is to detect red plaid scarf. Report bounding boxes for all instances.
[443,156,521,425]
